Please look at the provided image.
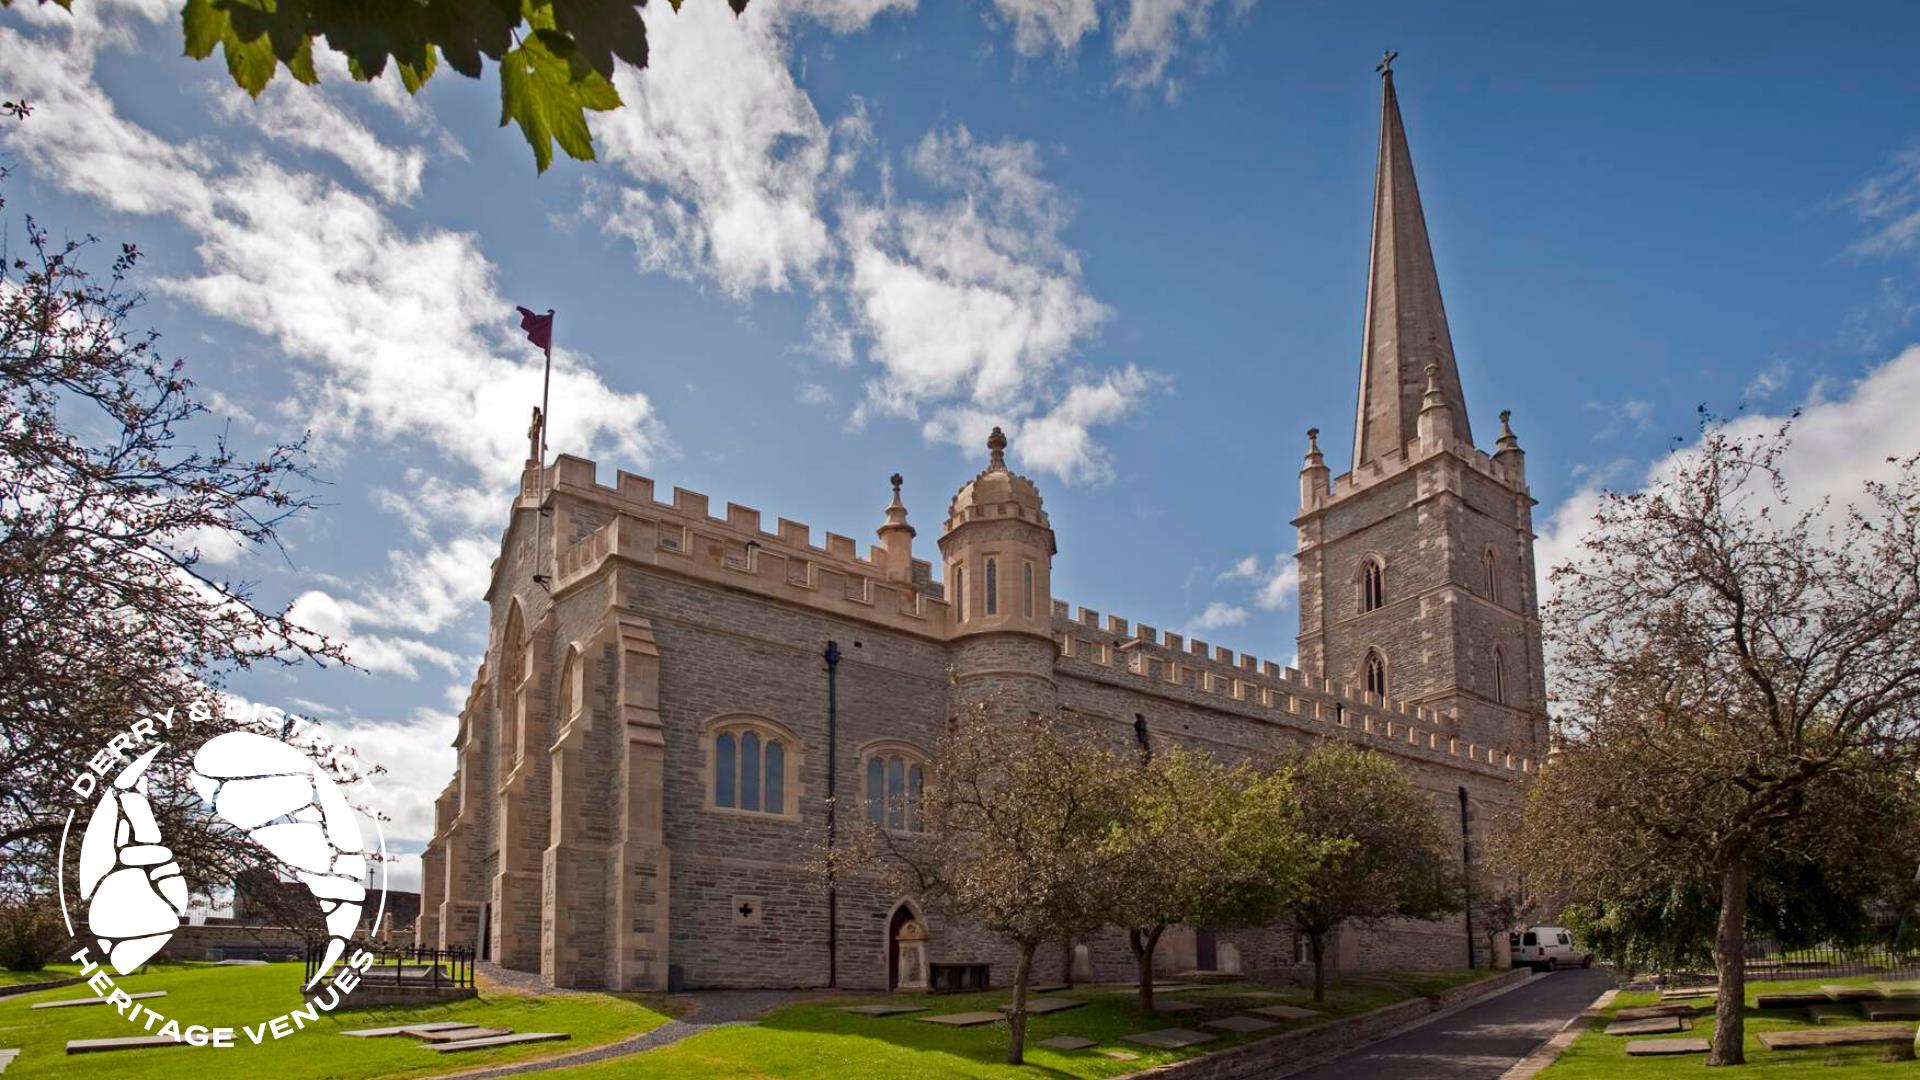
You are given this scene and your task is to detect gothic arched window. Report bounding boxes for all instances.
[1493,646,1508,704]
[1022,561,1035,619]
[985,557,999,616]
[1361,557,1386,613]
[952,564,966,622]
[862,743,928,832]
[1364,650,1388,699]
[709,717,799,818]
[1484,548,1500,605]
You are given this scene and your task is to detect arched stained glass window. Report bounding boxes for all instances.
[1361,558,1385,613]
[740,730,762,812]
[861,746,929,833]
[1484,549,1499,605]
[1022,562,1035,618]
[715,732,736,809]
[985,558,999,616]
[1493,647,1507,704]
[886,757,907,830]
[764,739,784,814]
[1365,650,1388,699]
[866,757,885,825]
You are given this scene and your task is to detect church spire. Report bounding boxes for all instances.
[1352,54,1472,469]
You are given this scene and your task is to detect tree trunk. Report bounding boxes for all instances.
[1311,931,1328,1004]
[1006,941,1036,1065]
[1130,925,1165,1014]
[1710,858,1749,1067]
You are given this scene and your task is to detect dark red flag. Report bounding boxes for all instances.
[515,306,554,352]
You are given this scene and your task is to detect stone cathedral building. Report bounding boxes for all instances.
[417,66,1550,992]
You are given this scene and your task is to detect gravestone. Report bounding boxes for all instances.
[431,1032,569,1052]
[1217,943,1242,976]
[1071,944,1094,983]
[916,1012,1003,1027]
[1605,1016,1689,1037]
[1250,1005,1321,1020]
[1614,1004,1697,1022]
[842,1004,926,1017]
[1863,1001,1920,1022]
[1038,1036,1095,1051]
[1123,1028,1218,1049]
[1203,1015,1279,1033]
[1757,1025,1916,1050]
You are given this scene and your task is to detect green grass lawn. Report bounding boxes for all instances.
[1541,974,1918,1078]
[0,961,671,1078]
[0,965,82,989]
[545,970,1507,1080]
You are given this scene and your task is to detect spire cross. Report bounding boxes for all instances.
[1376,49,1398,77]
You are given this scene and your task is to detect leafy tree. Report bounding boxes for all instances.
[0,121,346,943]
[1103,747,1327,1014]
[1283,742,1462,1003]
[846,704,1132,1066]
[1520,421,1920,1065]
[1,0,750,172]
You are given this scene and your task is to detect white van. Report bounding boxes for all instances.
[1510,926,1591,972]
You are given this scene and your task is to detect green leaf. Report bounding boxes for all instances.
[182,0,228,60]
[397,45,438,94]
[498,32,620,172]
[222,26,280,96]
[549,0,649,77]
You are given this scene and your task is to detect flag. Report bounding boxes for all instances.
[515,306,554,352]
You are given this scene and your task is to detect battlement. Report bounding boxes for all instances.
[1049,599,1532,776]
[1324,433,1523,504]
[532,454,951,638]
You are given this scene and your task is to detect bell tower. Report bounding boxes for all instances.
[1293,60,1548,757]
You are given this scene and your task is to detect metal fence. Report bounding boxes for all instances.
[302,943,475,992]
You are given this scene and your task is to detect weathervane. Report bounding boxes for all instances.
[1376,49,1398,76]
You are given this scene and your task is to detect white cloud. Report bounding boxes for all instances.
[1845,142,1920,258]
[331,707,460,849]
[1536,343,1920,599]
[1219,552,1298,611]
[1187,600,1249,633]
[990,0,1101,55]
[287,590,465,680]
[595,0,838,295]
[1112,0,1254,96]
[1584,398,1654,441]
[215,81,427,204]
[372,471,503,540]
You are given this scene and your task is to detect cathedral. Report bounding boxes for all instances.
[417,65,1550,992]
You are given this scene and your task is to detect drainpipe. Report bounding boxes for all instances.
[825,640,842,988]
[1458,785,1475,969]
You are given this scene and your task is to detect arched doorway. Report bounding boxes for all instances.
[888,905,928,990]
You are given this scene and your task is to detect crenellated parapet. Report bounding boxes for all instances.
[529,454,955,640]
[1049,599,1533,776]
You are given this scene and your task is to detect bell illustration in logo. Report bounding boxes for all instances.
[81,732,370,989]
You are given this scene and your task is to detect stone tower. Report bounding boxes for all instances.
[939,427,1059,720]
[1293,62,1549,758]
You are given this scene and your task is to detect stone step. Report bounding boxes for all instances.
[65,1037,185,1054]
[430,1032,569,1053]
[32,991,167,1010]
[1757,1024,1916,1050]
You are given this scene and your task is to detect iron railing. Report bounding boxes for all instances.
[302,943,474,992]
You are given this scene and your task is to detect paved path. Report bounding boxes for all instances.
[1283,968,1614,1080]
[439,986,814,1079]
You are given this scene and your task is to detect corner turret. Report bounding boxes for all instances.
[1299,427,1330,510]
[876,472,917,583]
[1492,410,1527,486]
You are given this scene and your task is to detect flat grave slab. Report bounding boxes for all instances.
[408,1026,511,1043]
[1614,1004,1698,1022]
[1862,1000,1920,1021]
[1150,983,1205,992]
[841,1004,926,1017]
[1659,987,1716,1000]
[1037,1036,1095,1051]
[1153,1001,1201,1014]
[32,991,167,1010]
[916,1011,1003,1027]
[1101,1049,1140,1061]
[1876,981,1920,998]
[1202,1015,1280,1033]
[1626,1038,1710,1056]
[431,1032,569,1053]
[1030,983,1070,994]
[1249,1005,1322,1021]
[1808,1003,1862,1025]
[343,1021,474,1038]
[1000,998,1084,1015]
[65,1037,183,1055]
[1757,1024,1916,1050]
[1755,991,1831,1009]
[1123,1028,1218,1050]
[1605,1016,1689,1037]
[1822,984,1883,1002]
[0,1048,17,1075]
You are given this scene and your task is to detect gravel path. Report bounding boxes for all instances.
[436,981,824,1080]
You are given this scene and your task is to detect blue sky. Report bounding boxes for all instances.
[5,0,1919,882]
